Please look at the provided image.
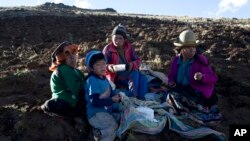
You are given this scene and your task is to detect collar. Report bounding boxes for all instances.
[177,55,193,65]
[87,72,106,80]
[108,41,130,53]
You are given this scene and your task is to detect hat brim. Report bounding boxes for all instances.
[174,40,200,47]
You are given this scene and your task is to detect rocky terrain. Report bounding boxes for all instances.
[0,3,250,141]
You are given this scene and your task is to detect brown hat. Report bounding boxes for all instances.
[51,41,72,63]
[49,41,78,71]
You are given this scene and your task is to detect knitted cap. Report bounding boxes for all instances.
[111,23,127,39]
[85,50,105,69]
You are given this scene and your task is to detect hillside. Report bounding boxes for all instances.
[0,3,250,141]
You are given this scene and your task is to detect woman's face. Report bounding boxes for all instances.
[112,34,125,48]
[64,46,78,68]
[181,46,196,60]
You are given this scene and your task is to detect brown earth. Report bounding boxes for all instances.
[0,3,250,141]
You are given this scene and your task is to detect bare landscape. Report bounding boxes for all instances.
[0,3,250,141]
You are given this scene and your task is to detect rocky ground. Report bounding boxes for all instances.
[0,3,250,141]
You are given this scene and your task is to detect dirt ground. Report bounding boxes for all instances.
[0,3,250,141]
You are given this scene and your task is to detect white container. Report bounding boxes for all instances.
[136,106,156,121]
[113,64,126,72]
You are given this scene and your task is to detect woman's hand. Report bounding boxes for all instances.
[99,87,111,99]
[128,62,133,71]
[168,81,176,88]
[108,64,115,72]
[194,72,203,81]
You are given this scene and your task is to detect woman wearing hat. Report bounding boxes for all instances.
[102,24,148,99]
[41,41,86,118]
[168,29,218,110]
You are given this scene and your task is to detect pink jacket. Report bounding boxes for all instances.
[168,54,218,99]
[102,41,141,82]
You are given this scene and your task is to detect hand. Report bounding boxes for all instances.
[194,72,203,81]
[112,94,121,103]
[168,81,176,88]
[128,62,133,71]
[163,78,169,85]
[99,87,111,99]
[108,64,115,72]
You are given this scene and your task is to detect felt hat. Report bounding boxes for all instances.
[173,29,200,47]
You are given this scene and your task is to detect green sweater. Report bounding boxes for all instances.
[50,64,85,107]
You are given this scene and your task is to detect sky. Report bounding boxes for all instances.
[0,0,249,19]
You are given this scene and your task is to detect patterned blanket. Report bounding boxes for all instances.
[166,91,222,124]
[117,94,226,141]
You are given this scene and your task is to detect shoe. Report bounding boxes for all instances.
[40,104,64,118]
[75,120,88,135]
[40,104,54,116]
[169,94,184,110]
[210,105,220,114]
[197,104,210,114]
[74,117,85,124]
[201,113,222,122]
[92,128,101,138]
[40,104,46,111]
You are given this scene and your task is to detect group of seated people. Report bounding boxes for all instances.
[40,24,220,141]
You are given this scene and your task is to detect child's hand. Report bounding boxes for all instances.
[112,94,121,103]
[194,72,203,81]
[99,87,110,99]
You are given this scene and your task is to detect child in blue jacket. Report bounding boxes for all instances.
[84,50,121,141]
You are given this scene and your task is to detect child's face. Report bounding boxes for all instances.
[64,45,78,68]
[91,60,106,77]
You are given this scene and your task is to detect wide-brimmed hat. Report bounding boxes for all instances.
[173,29,200,47]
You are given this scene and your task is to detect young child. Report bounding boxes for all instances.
[41,41,85,118]
[84,50,121,141]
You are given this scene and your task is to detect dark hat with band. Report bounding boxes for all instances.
[51,41,72,63]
